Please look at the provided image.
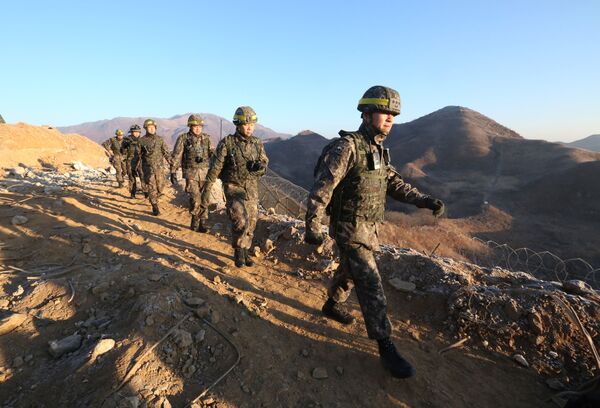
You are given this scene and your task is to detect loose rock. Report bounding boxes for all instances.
[48,334,82,358]
[513,354,529,368]
[312,367,328,379]
[0,312,28,336]
[388,278,416,292]
[11,215,29,225]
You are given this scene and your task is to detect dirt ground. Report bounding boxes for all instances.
[0,172,579,408]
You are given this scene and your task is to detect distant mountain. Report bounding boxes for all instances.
[264,130,329,189]
[385,106,600,216]
[58,113,291,147]
[565,134,600,152]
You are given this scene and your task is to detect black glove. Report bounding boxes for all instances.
[170,173,178,186]
[305,228,324,245]
[195,156,203,163]
[246,160,265,173]
[421,197,445,217]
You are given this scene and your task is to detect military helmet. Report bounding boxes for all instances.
[129,124,141,132]
[143,119,157,129]
[232,106,258,125]
[187,114,205,127]
[115,129,124,136]
[357,86,401,116]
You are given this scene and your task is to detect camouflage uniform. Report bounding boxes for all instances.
[121,135,147,197]
[201,131,268,250]
[171,131,213,215]
[306,124,433,340]
[102,137,126,185]
[139,133,172,206]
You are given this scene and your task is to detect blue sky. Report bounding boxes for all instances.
[2,0,598,141]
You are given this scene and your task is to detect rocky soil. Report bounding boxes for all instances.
[0,164,598,407]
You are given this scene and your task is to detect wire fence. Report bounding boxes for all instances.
[258,168,308,218]
[473,238,600,289]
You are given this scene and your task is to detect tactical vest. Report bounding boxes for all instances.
[219,134,261,185]
[182,133,211,169]
[122,137,141,161]
[330,132,388,224]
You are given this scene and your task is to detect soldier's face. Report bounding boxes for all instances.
[117,135,123,140]
[238,123,255,137]
[191,125,202,135]
[370,112,395,135]
[146,124,156,135]
[132,131,141,138]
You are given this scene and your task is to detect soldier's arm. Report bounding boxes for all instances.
[206,136,215,159]
[254,139,269,177]
[199,139,228,215]
[305,138,354,232]
[161,139,173,166]
[171,135,184,173]
[386,167,428,205]
[101,140,113,157]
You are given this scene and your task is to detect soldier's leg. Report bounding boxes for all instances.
[345,245,391,340]
[187,176,202,231]
[239,198,258,266]
[146,172,160,215]
[126,163,136,197]
[156,168,165,197]
[322,252,356,324]
[225,194,248,267]
[114,159,125,186]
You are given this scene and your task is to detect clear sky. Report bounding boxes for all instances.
[2,0,598,142]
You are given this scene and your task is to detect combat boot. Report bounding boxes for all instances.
[144,192,149,198]
[243,248,254,267]
[151,204,160,216]
[377,338,415,379]
[197,220,208,233]
[130,190,136,199]
[234,248,245,268]
[321,298,356,325]
[190,215,200,231]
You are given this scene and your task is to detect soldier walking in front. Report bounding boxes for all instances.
[171,114,213,232]
[305,86,445,379]
[121,124,147,198]
[102,129,127,188]
[139,119,172,215]
[199,106,268,267]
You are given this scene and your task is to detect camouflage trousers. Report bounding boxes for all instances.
[143,166,166,205]
[111,156,126,184]
[126,161,146,196]
[224,184,258,250]
[328,244,392,340]
[184,168,208,215]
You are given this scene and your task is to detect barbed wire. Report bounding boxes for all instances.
[473,237,600,288]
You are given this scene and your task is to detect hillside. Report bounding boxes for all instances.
[1,167,598,407]
[264,130,329,189]
[0,123,109,170]
[58,114,291,148]
[566,134,600,152]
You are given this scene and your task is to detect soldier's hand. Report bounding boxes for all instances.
[170,173,178,186]
[305,228,324,245]
[429,198,445,218]
[246,160,265,173]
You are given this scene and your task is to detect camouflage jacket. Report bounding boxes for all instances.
[102,137,124,158]
[205,132,268,194]
[139,134,172,169]
[306,124,428,250]
[171,131,213,176]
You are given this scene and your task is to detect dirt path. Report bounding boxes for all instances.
[0,179,554,407]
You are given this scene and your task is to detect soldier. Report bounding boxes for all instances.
[199,106,268,267]
[121,124,147,199]
[305,86,445,379]
[102,129,127,188]
[139,119,172,215]
[171,114,213,232]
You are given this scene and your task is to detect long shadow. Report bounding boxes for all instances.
[0,183,552,407]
